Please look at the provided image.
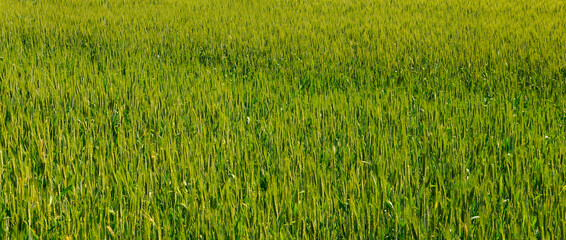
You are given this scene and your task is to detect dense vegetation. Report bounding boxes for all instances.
[1,0,565,238]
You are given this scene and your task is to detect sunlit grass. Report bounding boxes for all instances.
[1,0,566,238]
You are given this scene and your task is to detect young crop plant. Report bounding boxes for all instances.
[0,0,565,238]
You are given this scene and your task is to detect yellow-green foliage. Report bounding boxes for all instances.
[0,0,565,238]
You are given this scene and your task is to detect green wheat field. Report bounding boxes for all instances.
[1,0,566,238]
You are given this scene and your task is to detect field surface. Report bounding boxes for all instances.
[1,0,566,238]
